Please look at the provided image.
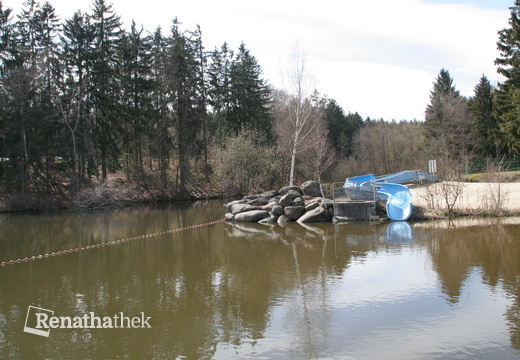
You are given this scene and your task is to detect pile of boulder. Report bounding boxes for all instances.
[224,181,334,225]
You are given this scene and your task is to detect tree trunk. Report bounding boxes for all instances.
[19,101,29,196]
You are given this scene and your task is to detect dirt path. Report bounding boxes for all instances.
[409,181,520,213]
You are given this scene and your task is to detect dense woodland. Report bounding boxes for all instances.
[0,0,519,209]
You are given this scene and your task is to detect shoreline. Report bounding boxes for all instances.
[225,180,520,225]
[408,181,520,220]
[2,179,520,220]
[0,184,218,214]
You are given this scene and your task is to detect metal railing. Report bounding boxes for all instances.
[331,181,377,203]
[331,181,377,219]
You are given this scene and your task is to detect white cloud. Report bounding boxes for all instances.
[314,61,434,120]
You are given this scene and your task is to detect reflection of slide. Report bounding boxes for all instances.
[385,221,412,243]
[377,183,412,221]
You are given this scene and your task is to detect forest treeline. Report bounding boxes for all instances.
[0,0,519,208]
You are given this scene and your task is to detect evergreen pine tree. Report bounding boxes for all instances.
[31,1,62,184]
[2,0,62,192]
[228,42,272,140]
[0,2,13,72]
[425,68,460,137]
[0,1,13,180]
[324,100,363,157]
[90,0,124,179]
[425,69,476,162]
[149,26,172,188]
[207,42,233,141]
[118,21,154,174]
[167,19,204,191]
[60,10,96,184]
[494,0,520,155]
[468,75,499,157]
[324,99,346,155]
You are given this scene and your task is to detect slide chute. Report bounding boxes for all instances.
[343,171,428,221]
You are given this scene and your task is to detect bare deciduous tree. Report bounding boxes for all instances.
[350,120,429,176]
[278,42,321,186]
[483,157,510,215]
[300,119,336,183]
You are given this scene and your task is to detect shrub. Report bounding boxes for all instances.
[213,130,284,195]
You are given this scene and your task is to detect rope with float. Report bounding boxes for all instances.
[1,218,226,267]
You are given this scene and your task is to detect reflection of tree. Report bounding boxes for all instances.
[286,237,329,360]
[506,296,520,351]
[1,203,372,359]
[420,219,520,349]
[2,204,520,358]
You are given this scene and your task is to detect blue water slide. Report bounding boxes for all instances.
[344,174,376,186]
[377,183,412,221]
[344,173,414,221]
[377,170,418,184]
[377,170,438,184]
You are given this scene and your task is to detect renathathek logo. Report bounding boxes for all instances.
[24,305,151,337]
[24,306,54,337]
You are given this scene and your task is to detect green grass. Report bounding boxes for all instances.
[462,170,520,182]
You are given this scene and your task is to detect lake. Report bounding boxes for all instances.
[1,200,519,359]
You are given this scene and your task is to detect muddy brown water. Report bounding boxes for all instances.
[1,200,519,359]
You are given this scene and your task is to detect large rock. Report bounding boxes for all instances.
[263,201,278,212]
[243,194,260,201]
[231,203,258,215]
[279,190,302,207]
[292,197,304,206]
[235,210,270,222]
[271,195,281,202]
[278,186,303,196]
[300,180,325,197]
[277,214,293,226]
[259,189,278,198]
[284,206,305,220]
[322,197,334,208]
[225,199,246,213]
[225,213,235,221]
[297,206,331,223]
[271,205,284,216]
[248,197,269,206]
[305,201,320,211]
[259,215,279,225]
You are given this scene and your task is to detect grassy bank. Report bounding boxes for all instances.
[462,170,520,183]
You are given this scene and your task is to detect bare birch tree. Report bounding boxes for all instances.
[279,42,321,186]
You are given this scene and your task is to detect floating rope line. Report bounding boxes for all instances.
[1,218,226,267]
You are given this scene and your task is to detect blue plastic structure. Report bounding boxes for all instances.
[343,170,432,221]
[377,183,412,221]
[376,170,437,184]
[344,174,376,185]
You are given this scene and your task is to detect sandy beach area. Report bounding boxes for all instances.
[409,181,520,214]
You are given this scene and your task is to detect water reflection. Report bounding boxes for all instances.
[0,202,519,359]
[384,221,413,243]
[415,217,520,352]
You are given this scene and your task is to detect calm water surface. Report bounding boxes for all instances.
[0,200,519,359]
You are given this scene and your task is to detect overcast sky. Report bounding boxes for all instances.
[2,0,513,120]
